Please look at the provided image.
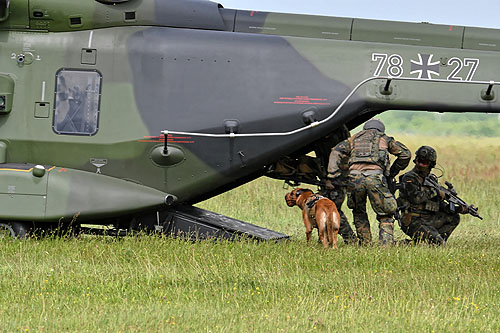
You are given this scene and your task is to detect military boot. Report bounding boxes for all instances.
[353,213,372,245]
[378,218,395,245]
[355,226,372,245]
[338,215,357,245]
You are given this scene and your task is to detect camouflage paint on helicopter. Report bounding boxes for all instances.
[0,0,498,238]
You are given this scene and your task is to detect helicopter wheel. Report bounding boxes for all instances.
[0,222,29,239]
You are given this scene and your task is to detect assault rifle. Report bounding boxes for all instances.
[423,175,483,220]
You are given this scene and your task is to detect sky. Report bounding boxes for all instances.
[222,0,500,29]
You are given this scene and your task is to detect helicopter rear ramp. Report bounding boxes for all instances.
[163,205,289,241]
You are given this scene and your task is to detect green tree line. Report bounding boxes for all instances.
[377,111,500,136]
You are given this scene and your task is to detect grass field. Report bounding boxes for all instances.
[1,135,499,331]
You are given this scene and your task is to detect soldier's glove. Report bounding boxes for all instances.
[451,203,468,214]
[324,179,335,190]
[428,174,439,182]
[458,204,469,214]
[430,187,445,200]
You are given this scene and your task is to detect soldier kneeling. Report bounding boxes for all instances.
[397,146,468,245]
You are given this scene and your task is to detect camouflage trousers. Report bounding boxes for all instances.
[346,173,397,245]
[320,187,357,245]
[400,211,460,245]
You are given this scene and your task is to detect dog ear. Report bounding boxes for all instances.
[285,192,296,207]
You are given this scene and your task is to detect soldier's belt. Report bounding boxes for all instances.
[403,210,431,217]
[406,212,423,217]
[349,170,383,176]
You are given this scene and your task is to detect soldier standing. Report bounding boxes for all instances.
[397,146,467,245]
[322,172,357,244]
[327,119,411,245]
[318,126,357,245]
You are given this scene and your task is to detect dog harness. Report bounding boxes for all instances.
[305,194,325,226]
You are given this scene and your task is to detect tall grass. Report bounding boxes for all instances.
[378,110,500,136]
[0,135,499,331]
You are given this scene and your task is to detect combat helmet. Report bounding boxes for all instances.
[363,119,385,133]
[414,146,437,168]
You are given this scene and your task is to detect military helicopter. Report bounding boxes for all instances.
[0,0,498,239]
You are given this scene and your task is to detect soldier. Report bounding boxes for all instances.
[321,175,357,245]
[318,126,357,245]
[327,119,411,245]
[397,146,467,245]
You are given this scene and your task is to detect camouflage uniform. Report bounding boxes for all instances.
[398,169,460,245]
[397,146,467,245]
[320,177,357,244]
[327,120,411,245]
[317,126,357,244]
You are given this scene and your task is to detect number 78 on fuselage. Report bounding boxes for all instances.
[371,52,480,81]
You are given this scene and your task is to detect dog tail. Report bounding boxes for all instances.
[327,211,334,245]
[329,207,340,249]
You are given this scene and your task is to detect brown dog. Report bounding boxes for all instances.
[285,188,340,249]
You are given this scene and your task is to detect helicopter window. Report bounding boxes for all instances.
[53,69,102,136]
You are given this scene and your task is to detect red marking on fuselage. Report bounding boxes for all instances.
[250,11,254,16]
[139,135,194,144]
[274,96,330,105]
[143,136,192,140]
[139,140,195,143]
[274,102,331,105]
[278,97,328,101]
[58,168,68,172]
[449,26,453,31]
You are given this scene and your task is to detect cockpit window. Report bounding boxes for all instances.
[53,69,102,136]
